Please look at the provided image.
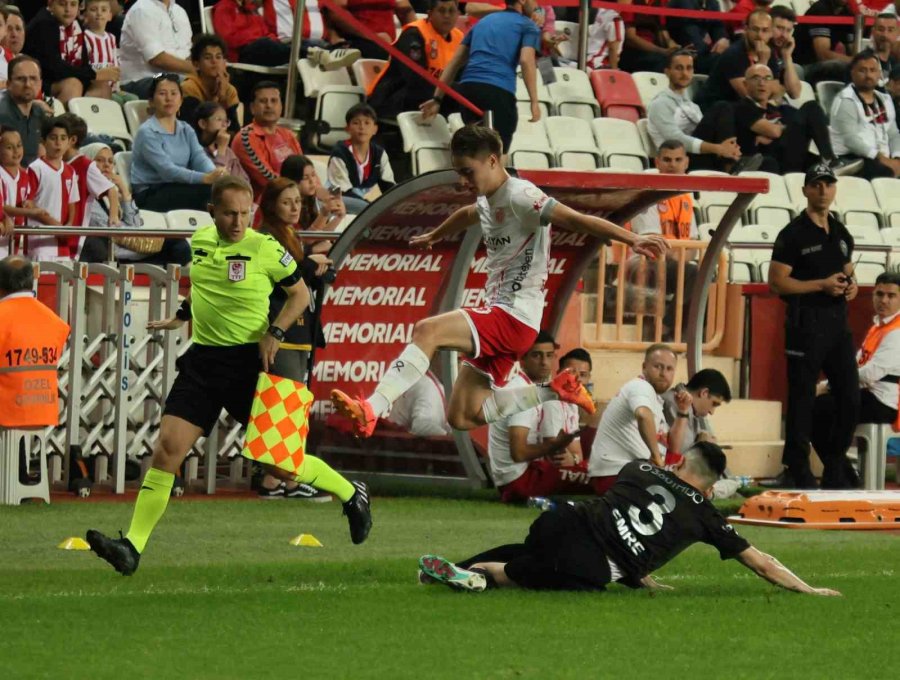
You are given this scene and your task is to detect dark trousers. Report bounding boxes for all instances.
[762,101,835,173]
[347,35,389,60]
[811,389,897,487]
[783,305,860,482]
[688,101,737,172]
[79,236,192,266]
[134,183,212,212]
[842,155,897,180]
[618,48,667,74]
[802,59,848,86]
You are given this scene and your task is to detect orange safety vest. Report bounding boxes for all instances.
[656,194,694,240]
[366,18,464,97]
[857,313,900,431]
[0,296,70,428]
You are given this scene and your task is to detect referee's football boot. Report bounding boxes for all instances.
[549,368,596,414]
[86,529,140,576]
[343,481,372,544]
[418,555,487,592]
[329,390,377,438]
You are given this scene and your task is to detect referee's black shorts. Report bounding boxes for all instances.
[163,343,261,436]
[504,504,612,591]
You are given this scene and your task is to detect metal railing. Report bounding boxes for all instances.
[584,240,728,351]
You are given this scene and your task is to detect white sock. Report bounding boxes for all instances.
[481,384,557,423]
[368,344,430,418]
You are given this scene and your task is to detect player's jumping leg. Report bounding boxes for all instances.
[86,415,201,575]
[262,458,372,544]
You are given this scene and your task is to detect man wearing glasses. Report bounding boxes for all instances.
[119,0,193,99]
[734,63,858,175]
[0,56,47,166]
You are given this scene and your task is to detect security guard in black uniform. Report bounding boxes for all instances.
[768,163,860,489]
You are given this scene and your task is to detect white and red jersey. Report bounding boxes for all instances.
[0,165,32,227]
[475,176,556,331]
[68,154,115,227]
[263,0,326,43]
[59,21,85,66]
[83,29,119,70]
[0,180,7,258]
[0,45,13,82]
[542,400,579,437]
[25,158,80,261]
[586,9,624,70]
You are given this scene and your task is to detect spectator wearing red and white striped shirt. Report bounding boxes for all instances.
[0,127,57,238]
[586,8,624,70]
[82,0,123,101]
[25,117,80,261]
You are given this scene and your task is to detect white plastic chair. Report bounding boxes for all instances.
[729,224,779,281]
[138,209,168,231]
[166,209,213,232]
[0,429,50,505]
[515,66,554,118]
[547,67,598,121]
[845,223,886,266]
[691,170,737,224]
[816,80,845,120]
[855,422,898,490]
[123,99,150,137]
[743,171,795,226]
[635,118,657,158]
[114,151,132,192]
[871,177,900,225]
[396,112,452,175]
[448,113,465,134]
[836,176,882,229]
[555,20,580,61]
[297,58,364,149]
[591,118,647,171]
[631,71,668,110]
[545,116,601,169]
[67,97,132,144]
[508,119,554,169]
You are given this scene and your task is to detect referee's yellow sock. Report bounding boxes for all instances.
[125,467,174,553]
[293,456,355,502]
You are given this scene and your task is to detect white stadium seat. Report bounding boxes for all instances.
[68,97,132,144]
[880,225,900,248]
[835,176,882,229]
[448,113,465,133]
[845,223,887,265]
[743,172,794,226]
[631,71,668,110]
[554,21,580,61]
[816,80,844,119]
[690,170,736,225]
[855,262,885,285]
[783,172,806,210]
[508,119,554,169]
[123,99,150,137]
[166,209,214,232]
[114,151,132,192]
[396,112,452,175]
[871,177,900,223]
[545,116,601,170]
[297,58,364,149]
[785,80,816,109]
[547,67,598,121]
[515,67,554,118]
[138,210,168,231]
[636,118,657,158]
[591,118,647,171]
[729,224,779,282]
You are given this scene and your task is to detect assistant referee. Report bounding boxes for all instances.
[768,163,860,489]
[86,176,371,576]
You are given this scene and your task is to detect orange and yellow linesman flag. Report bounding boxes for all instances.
[241,373,314,474]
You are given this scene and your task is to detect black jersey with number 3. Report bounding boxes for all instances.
[575,461,750,579]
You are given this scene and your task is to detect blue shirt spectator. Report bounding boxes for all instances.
[460,9,541,94]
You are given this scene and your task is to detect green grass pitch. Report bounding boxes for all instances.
[0,495,895,680]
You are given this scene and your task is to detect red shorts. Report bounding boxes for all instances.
[499,459,593,503]
[589,475,617,496]
[460,306,537,387]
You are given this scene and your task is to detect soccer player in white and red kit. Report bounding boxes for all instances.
[331,125,669,438]
[25,118,80,261]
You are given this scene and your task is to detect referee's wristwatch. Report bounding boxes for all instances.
[266,324,286,342]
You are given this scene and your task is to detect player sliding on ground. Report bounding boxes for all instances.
[330,125,670,437]
[85,177,372,576]
[418,442,841,596]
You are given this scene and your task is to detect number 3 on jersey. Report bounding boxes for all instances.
[628,485,677,536]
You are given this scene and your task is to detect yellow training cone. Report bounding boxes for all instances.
[58,537,90,550]
[289,534,323,547]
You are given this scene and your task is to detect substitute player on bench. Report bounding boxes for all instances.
[86,176,372,576]
[419,442,840,597]
[330,125,669,437]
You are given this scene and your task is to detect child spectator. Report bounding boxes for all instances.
[0,7,14,89]
[586,8,624,71]
[25,116,80,261]
[191,101,250,186]
[81,0,133,105]
[0,127,52,229]
[181,35,241,134]
[77,142,191,265]
[24,0,119,103]
[327,103,395,214]
[56,112,119,229]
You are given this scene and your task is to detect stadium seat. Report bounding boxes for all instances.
[396,112,452,175]
[691,170,736,224]
[138,209,168,231]
[352,59,387,92]
[589,69,643,122]
[555,20,580,61]
[687,74,708,102]
[52,98,65,116]
[880,225,900,248]
[548,67,599,121]
[743,172,795,226]
[782,172,806,209]
[729,224,779,281]
[635,118,657,158]
[845,223,887,265]
[415,148,452,174]
[166,209,214,232]
[508,119,554,169]
[855,262,885,284]
[785,80,816,109]
[297,58,364,149]
[447,113,465,133]
[123,99,150,137]
[631,71,668,110]
[591,118,647,171]
[815,80,844,119]
[114,151,131,192]
[68,97,132,145]
[871,177,900,223]
[516,67,554,118]
[545,116,601,169]
[835,176,882,229]
[307,154,329,182]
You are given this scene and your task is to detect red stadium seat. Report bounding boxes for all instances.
[590,69,643,122]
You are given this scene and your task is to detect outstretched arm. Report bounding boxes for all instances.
[549,202,669,260]
[737,547,841,596]
[409,205,479,249]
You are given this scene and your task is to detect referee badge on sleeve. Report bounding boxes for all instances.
[228,261,246,282]
[279,251,294,267]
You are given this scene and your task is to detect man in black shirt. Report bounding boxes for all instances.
[793,0,854,84]
[734,63,859,174]
[418,443,841,596]
[768,163,860,489]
